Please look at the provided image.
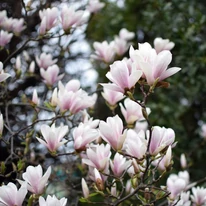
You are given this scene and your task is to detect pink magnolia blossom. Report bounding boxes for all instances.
[81,178,90,198]
[174,191,191,206]
[94,168,105,190]
[91,41,115,63]
[0,10,7,27]
[50,87,58,106]
[149,126,175,156]
[180,153,187,169]
[39,195,67,206]
[0,30,13,47]
[119,28,135,41]
[36,123,68,153]
[73,123,99,151]
[110,153,132,177]
[18,165,51,195]
[120,98,150,125]
[102,59,142,94]
[123,129,147,160]
[32,89,40,105]
[82,143,111,172]
[191,187,206,205]
[40,64,64,86]
[101,86,124,106]
[99,115,127,150]
[39,7,58,33]
[29,61,35,73]
[0,62,11,82]
[0,182,27,206]
[130,43,181,85]
[36,53,57,69]
[61,7,85,31]
[81,110,100,129]
[57,81,96,113]
[87,0,105,13]
[12,18,26,34]
[114,37,129,56]
[154,37,175,54]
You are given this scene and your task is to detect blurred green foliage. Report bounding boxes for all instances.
[87,0,206,180]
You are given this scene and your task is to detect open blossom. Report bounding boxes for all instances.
[82,143,111,171]
[73,123,99,151]
[39,7,58,33]
[154,37,175,54]
[18,165,51,195]
[12,18,26,34]
[99,115,127,150]
[120,98,150,125]
[39,195,67,206]
[102,59,142,94]
[0,182,27,206]
[149,126,175,156]
[40,64,64,86]
[110,153,132,177]
[0,30,13,47]
[123,129,147,160]
[102,86,124,106]
[0,61,11,82]
[129,43,181,85]
[86,0,105,13]
[91,41,115,63]
[191,187,206,205]
[57,81,96,113]
[36,53,57,69]
[61,7,85,31]
[36,123,68,153]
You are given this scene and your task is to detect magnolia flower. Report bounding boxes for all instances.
[0,61,11,82]
[91,41,115,63]
[36,123,68,153]
[32,89,40,105]
[40,64,64,86]
[174,191,191,206]
[50,87,58,106]
[86,0,105,13]
[0,182,27,206]
[39,195,67,206]
[102,59,142,94]
[114,37,129,56]
[149,126,175,156]
[73,123,99,151]
[0,10,7,27]
[200,124,206,139]
[81,110,100,129]
[154,37,175,54]
[81,178,90,198]
[0,113,3,136]
[36,53,57,69]
[12,18,26,34]
[129,43,181,85]
[94,168,104,190]
[61,7,85,31]
[110,153,132,177]
[99,115,127,150]
[180,153,187,169]
[120,98,150,125]
[119,28,135,41]
[82,143,111,171]
[191,187,206,205]
[29,61,35,73]
[123,129,147,160]
[0,30,13,47]
[18,165,51,195]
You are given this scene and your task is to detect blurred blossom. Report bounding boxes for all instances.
[39,195,67,206]
[0,61,11,82]
[154,37,175,54]
[94,168,104,190]
[87,0,105,13]
[40,64,64,86]
[15,56,21,70]
[36,53,57,69]
[81,110,100,129]
[32,89,40,105]
[149,126,175,156]
[99,115,127,151]
[61,7,85,31]
[29,61,35,73]
[82,143,111,171]
[0,30,13,47]
[200,124,206,139]
[134,121,148,133]
[36,123,68,153]
[81,178,90,198]
[18,165,51,195]
[191,187,206,205]
[101,86,124,107]
[102,59,142,94]
[129,43,181,85]
[12,18,26,34]
[114,37,129,56]
[180,153,187,169]
[119,28,135,41]
[0,182,27,206]
[50,87,58,106]
[174,191,191,206]
[110,153,132,177]
[91,41,115,63]
[73,122,99,151]
[0,113,3,136]
[0,10,7,26]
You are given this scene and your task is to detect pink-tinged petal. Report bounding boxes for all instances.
[36,137,48,147]
[15,182,28,206]
[101,83,124,93]
[149,127,161,155]
[40,124,50,140]
[0,183,16,205]
[0,73,10,82]
[139,61,155,85]
[65,79,80,92]
[129,67,142,88]
[154,50,172,79]
[159,67,181,81]
[38,166,51,194]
